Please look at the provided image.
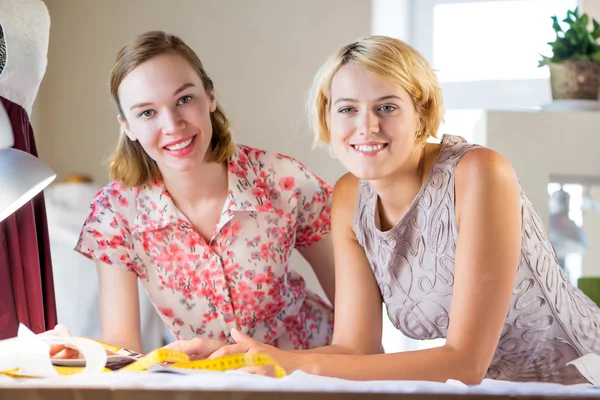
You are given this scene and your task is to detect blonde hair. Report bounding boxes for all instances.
[107,31,235,187]
[307,35,444,148]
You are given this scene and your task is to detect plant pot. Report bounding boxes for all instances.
[549,60,600,100]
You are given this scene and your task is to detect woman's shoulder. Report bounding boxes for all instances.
[455,146,517,185]
[235,144,328,188]
[92,180,136,204]
[332,173,361,218]
[87,179,145,222]
[235,143,309,172]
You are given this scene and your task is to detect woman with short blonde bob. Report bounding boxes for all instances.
[206,35,600,384]
[49,31,337,358]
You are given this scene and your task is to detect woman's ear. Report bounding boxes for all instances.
[118,115,137,141]
[207,90,217,113]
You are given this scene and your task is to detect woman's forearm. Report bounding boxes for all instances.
[294,344,362,356]
[296,345,486,384]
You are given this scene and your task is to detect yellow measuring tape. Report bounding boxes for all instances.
[1,348,286,378]
[120,349,286,378]
[170,353,287,378]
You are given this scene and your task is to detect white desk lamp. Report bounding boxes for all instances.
[0,103,56,222]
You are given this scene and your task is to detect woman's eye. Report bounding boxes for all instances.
[338,107,354,114]
[379,105,396,112]
[139,110,155,119]
[178,95,193,105]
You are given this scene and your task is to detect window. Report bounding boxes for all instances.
[430,0,578,82]
[412,0,578,115]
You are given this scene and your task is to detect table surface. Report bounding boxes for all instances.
[0,370,598,399]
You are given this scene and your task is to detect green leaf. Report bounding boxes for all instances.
[593,19,600,39]
[538,55,552,67]
[545,7,600,63]
[552,16,563,33]
[581,14,589,27]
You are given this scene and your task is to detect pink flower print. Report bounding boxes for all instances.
[173,252,187,266]
[253,273,268,288]
[221,303,235,323]
[256,204,272,212]
[183,234,199,249]
[99,254,111,264]
[190,274,201,287]
[231,221,242,235]
[279,177,295,191]
[255,179,269,191]
[159,308,175,318]
[260,242,275,260]
[238,151,250,165]
[108,235,125,249]
[77,145,335,351]
[264,302,278,316]
[195,327,205,336]
[153,231,165,243]
[252,187,266,199]
[312,233,323,243]
[98,240,108,251]
[260,243,271,260]
[269,188,280,200]
[168,242,184,255]
[167,277,177,290]
[221,225,231,238]
[241,291,255,305]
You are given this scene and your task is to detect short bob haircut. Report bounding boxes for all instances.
[307,35,444,148]
[107,31,235,187]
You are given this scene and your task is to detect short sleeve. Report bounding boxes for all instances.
[268,156,332,250]
[74,183,138,273]
[294,169,332,250]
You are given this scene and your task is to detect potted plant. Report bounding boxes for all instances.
[539,7,600,101]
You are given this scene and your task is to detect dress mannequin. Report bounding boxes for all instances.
[0,0,57,338]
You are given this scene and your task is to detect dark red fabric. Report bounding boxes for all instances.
[0,96,57,339]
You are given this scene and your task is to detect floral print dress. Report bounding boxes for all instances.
[75,144,334,349]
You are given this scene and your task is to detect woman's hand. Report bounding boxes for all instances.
[208,329,303,377]
[40,324,80,359]
[163,337,227,360]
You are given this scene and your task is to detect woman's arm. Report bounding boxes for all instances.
[298,236,335,305]
[299,148,522,383]
[96,260,143,353]
[211,149,522,384]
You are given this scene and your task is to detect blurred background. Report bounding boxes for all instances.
[24,0,600,353]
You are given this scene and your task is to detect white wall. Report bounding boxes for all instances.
[581,0,600,17]
[35,0,370,187]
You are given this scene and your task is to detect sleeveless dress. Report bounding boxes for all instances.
[353,134,600,383]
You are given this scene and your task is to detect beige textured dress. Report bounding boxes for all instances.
[353,134,600,383]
